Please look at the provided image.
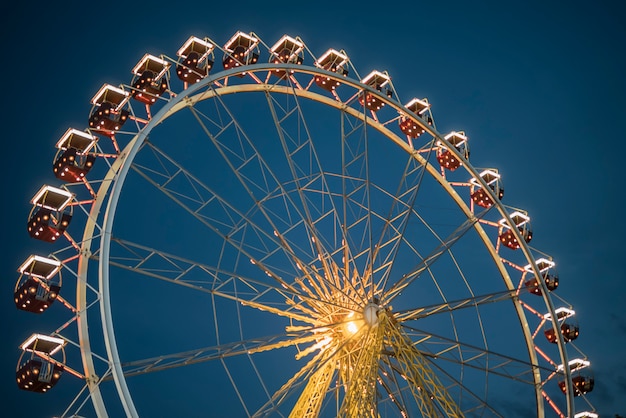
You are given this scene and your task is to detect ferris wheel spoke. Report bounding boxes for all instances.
[395,289,518,322]
[433,370,504,416]
[339,109,378,298]
[400,325,546,385]
[186,91,364,308]
[410,345,509,417]
[383,208,489,304]
[252,342,344,417]
[190,88,316,243]
[130,141,327,297]
[105,237,356,323]
[338,320,386,416]
[114,330,321,379]
[384,318,463,417]
[376,357,413,416]
[368,155,433,294]
[384,356,505,417]
[106,233,366,328]
[264,87,367,307]
[362,104,375,302]
[378,359,447,416]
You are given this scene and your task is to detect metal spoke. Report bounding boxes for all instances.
[400,325,548,385]
[186,91,364,308]
[384,317,463,416]
[395,289,518,322]
[105,238,353,324]
[370,154,432,293]
[117,331,321,378]
[130,140,363,314]
[383,207,490,304]
[264,89,366,307]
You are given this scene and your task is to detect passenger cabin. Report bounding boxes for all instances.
[437,131,469,171]
[88,84,130,137]
[399,98,432,139]
[558,359,594,397]
[358,71,391,111]
[470,169,504,208]
[14,255,61,314]
[559,375,594,396]
[16,334,65,393]
[314,48,349,91]
[524,258,559,295]
[544,306,579,344]
[53,129,97,182]
[131,54,170,105]
[222,31,260,71]
[269,35,304,79]
[545,322,580,343]
[27,185,73,242]
[498,211,532,249]
[176,36,214,85]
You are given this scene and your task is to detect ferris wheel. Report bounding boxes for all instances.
[14,31,598,417]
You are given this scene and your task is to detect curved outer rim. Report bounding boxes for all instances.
[74,61,572,417]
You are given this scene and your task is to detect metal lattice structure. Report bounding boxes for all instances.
[14,32,597,417]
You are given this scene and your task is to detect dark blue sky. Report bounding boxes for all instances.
[2,0,624,416]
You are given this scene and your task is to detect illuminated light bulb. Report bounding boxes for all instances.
[346,321,359,334]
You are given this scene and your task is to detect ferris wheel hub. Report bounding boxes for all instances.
[363,302,380,327]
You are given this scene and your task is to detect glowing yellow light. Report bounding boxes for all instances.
[343,311,365,336]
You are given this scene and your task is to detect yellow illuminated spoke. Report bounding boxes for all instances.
[339,316,386,418]
[213,289,321,326]
[288,351,336,418]
[385,318,463,417]
[254,344,340,416]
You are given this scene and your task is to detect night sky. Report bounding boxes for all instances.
[1,0,624,416]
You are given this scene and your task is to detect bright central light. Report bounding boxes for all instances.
[343,312,360,335]
[343,312,363,336]
[346,321,359,334]
[343,303,380,336]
